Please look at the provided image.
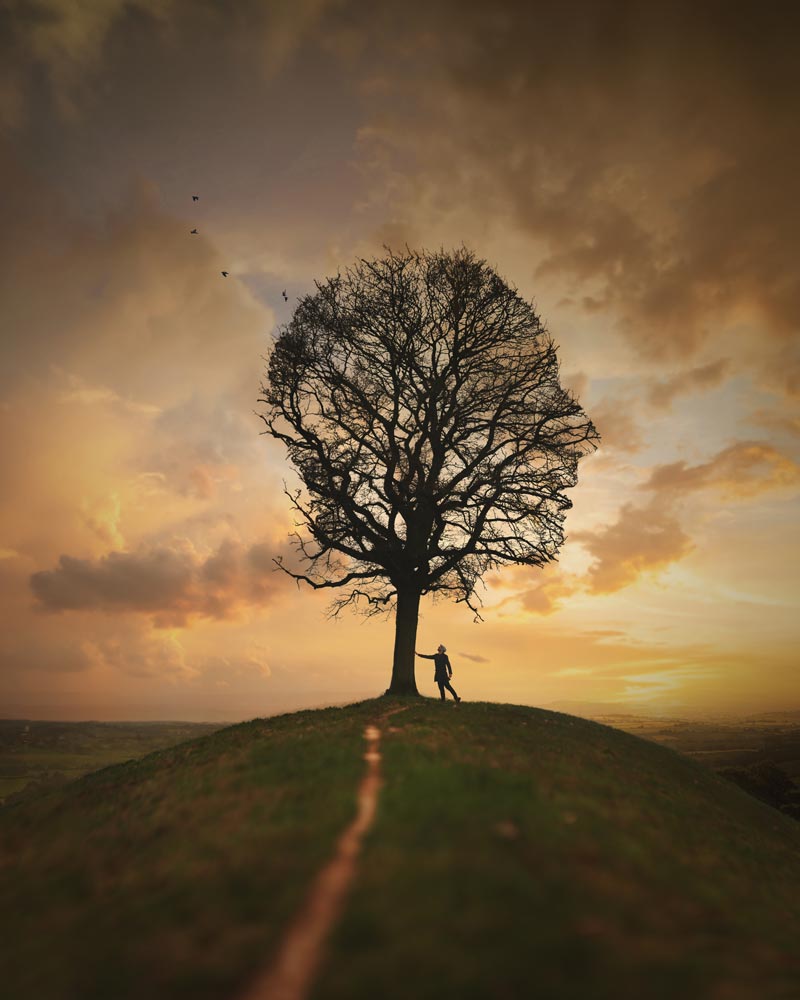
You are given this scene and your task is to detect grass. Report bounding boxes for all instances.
[315,701,800,1000]
[2,698,800,999]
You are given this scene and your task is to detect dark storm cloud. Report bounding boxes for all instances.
[5,1,797,395]
[30,536,289,626]
[0,0,330,125]
[354,0,800,389]
[0,0,358,264]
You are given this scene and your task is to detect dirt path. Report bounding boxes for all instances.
[239,705,408,1000]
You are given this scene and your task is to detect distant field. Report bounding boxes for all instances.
[0,720,223,801]
[602,715,800,782]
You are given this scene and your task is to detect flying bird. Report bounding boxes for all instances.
[282,289,288,301]
[221,271,229,277]
[192,195,199,202]
[190,228,198,234]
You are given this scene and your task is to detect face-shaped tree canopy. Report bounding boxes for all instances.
[259,247,598,692]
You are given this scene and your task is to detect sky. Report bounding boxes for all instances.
[1,0,798,721]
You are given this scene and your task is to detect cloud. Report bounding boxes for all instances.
[647,360,730,409]
[0,0,331,125]
[352,1,800,390]
[515,569,583,614]
[457,651,489,664]
[590,395,643,454]
[52,367,162,416]
[0,152,269,403]
[561,371,644,454]
[198,641,274,687]
[749,409,800,440]
[643,442,800,498]
[573,501,694,595]
[571,440,800,595]
[0,628,91,675]
[13,1,172,91]
[80,493,125,549]
[488,563,583,617]
[30,536,289,627]
[494,435,748,602]
[81,627,196,681]
[131,393,259,500]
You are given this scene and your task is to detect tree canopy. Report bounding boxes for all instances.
[258,247,598,693]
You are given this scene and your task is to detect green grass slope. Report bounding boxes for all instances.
[2,699,799,1000]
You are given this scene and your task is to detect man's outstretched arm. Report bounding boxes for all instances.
[415,651,434,659]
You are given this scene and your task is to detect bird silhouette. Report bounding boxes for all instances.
[190,228,198,234]
[282,290,288,301]
[221,271,229,277]
[192,195,199,202]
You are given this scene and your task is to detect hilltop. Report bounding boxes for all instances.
[1,699,799,999]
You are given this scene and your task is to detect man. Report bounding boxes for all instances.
[415,644,462,703]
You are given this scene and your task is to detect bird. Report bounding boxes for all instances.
[192,195,199,202]
[221,271,229,277]
[282,289,288,302]
[190,228,198,234]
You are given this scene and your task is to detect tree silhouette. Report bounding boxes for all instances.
[258,248,599,694]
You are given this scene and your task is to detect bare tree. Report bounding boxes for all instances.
[258,248,598,695]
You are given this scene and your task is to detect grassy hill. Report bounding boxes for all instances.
[1,699,799,999]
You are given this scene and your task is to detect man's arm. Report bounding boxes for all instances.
[445,655,452,676]
[415,651,434,659]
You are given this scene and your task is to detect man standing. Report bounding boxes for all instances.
[416,645,462,703]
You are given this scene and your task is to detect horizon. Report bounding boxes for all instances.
[3,696,800,727]
[1,2,798,721]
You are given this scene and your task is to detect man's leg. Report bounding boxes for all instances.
[444,679,460,701]
[437,682,446,701]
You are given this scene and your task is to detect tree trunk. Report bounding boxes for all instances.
[388,588,421,695]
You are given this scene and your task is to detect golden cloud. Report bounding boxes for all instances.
[573,501,694,595]
[516,569,583,615]
[643,442,800,498]
[574,440,799,594]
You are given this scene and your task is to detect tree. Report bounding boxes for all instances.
[258,247,599,695]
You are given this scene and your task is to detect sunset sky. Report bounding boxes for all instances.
[1,0,798,721]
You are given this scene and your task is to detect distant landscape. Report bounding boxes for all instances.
[0,720,222,802]
[2,709,799,818]
[572,710,800,819]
